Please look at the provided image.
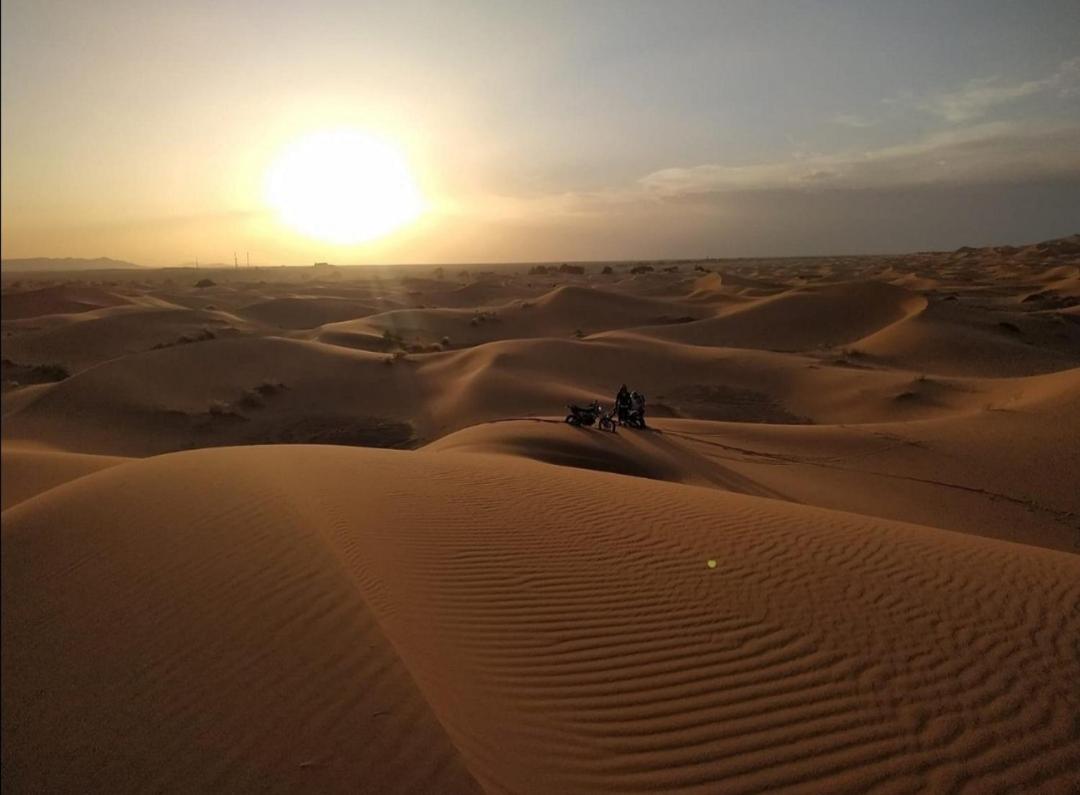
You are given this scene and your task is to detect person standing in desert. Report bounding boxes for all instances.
[615,383,632,424]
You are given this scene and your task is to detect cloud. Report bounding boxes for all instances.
[830,113,878,129]
[635,121,1080,198]
[918,57,1080,123]
[461,118,1080,232]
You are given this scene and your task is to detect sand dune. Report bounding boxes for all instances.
[851,298,1080,377]
[427,417,733,487]
[4,242,1079,792]
[325,285,704,349]
[4,445,1078,793]
[1,284,132,320]
[426,374,1080,551]
[235,296,381,329]
[1,445,129,509]
[2,305,257,373]
[4,323,1063,458]
[623,281,927,352]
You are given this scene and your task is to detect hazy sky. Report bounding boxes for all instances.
[3,0,1079,265]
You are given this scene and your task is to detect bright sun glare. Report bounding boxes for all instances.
[264,129,424,245]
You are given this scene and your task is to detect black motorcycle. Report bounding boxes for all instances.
[623,409,647,429]
[565,401,602,426]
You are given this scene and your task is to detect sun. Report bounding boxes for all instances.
[264,128,424,245]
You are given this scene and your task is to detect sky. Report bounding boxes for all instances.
[2,0,1079,265]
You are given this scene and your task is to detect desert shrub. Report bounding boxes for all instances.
[195,278,216,288]
[237,389,265,410]
[256,380,286,396]
[1,360,71,387]
[601,265,614,274]
[574,328,585,339]
[381,329,405,349]
[34,363,70,381]
[207,400,231,416]
[528,265,550,275]
[663,265,679,272]
[151,328,216,350]
[441,335,451,347]
[630,264,654,274]
[558,263,585,275]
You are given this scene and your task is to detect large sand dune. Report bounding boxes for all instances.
[322,285,704,349]
[1,283,132,320]
[3,243,1079,791]
[625,281,927,351]
[4,445,1078,792]
[850,299,1080,377]
[0,444,129,509]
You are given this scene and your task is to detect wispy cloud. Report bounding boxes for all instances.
[467,118,1080,226]
[918,57,1080,123]
[635,121,1080,198]
[830,113,878,129]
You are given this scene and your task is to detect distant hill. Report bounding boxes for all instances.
[1,257,143,272]
[952,234,1080,263]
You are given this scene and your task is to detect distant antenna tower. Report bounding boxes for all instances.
[234,251,238,270]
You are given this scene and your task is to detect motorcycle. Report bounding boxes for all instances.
[565,401,602,427]
[623,409,647,429]
[598,409,617,432]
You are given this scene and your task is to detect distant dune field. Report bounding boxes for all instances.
[3,239,1080,792]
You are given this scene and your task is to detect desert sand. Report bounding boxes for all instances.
[3,237,1080,792]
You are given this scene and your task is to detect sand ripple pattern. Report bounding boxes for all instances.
[4,445,1079,793]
